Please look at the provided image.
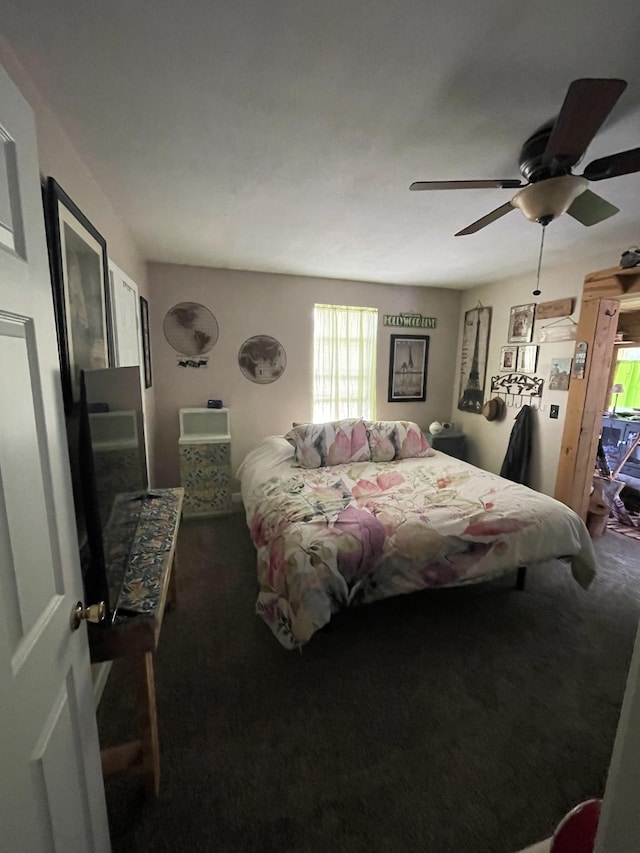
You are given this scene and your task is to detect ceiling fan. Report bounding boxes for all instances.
[410,78,640,236]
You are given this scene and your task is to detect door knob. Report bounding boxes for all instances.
[70,600,106,631]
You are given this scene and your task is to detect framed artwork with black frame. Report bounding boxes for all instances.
[388,334,429,402]
[139,295,152,388]
[458,306,492,413]
[44,177,112,414]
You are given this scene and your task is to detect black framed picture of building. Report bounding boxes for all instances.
[44,177,112,414]
[458,306,492,413]
[388,334,429,402]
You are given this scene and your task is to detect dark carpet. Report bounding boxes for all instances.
[97,514,640,853]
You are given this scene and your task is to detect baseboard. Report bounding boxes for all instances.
[91,661,112,708]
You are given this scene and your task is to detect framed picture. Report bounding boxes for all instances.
[500,345,518,371]
[517,344,538,373]
[458,306,492,413]
[139,295,152,388]
[549,357,572,390]
[388,334,429,402]
[508,303,536,343]
[45,177,112,413]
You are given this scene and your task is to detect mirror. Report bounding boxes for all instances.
[84,365,148,527]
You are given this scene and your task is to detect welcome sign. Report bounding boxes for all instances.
[383,313,437,329]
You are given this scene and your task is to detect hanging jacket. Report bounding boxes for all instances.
[500,404,533,485]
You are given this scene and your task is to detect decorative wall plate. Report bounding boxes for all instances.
[163,302,219,357]
[238,335,286,384]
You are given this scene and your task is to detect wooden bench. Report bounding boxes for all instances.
[89,487,184,797]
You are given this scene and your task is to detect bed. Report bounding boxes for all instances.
[237,419,597,649]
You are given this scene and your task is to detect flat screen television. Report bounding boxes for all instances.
[69,365,148,622]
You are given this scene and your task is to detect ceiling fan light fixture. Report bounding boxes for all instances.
[511,175,588,223]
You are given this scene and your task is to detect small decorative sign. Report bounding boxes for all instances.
[535,298,574,320]
[383,312,437,329]
[177,357,209,368]
[536,321,577,343]
[572,341,588,379]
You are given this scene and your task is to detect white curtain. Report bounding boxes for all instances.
[313,304,377,422]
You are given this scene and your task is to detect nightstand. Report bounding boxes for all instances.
[425,429,467,461]
[178,408,232,518]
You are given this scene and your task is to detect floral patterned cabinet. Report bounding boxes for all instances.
[178,407,232,518]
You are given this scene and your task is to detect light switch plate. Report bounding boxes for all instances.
[550,405,559,419]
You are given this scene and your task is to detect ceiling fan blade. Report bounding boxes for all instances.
[410,179,523,191]
[583,148,640,181]
[566,189,619,226]
[455,202,515,236]
[542,78,627,168]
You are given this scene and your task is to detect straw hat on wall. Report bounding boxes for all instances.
[482,397,506,421]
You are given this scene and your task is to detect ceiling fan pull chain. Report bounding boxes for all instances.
[532,224,546,296]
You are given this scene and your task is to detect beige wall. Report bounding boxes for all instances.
[0,38,146,288]
[4,35,621,501]
[452,252,619,496]
[148,263,462,489]
[0,40,157,479]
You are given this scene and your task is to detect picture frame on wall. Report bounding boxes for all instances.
[388,334,429,402]
[458,305,492,413]
[44,177,112,414]
[549,357,572,390]
[516,344,538,374]
[139,295,152,388]
[508,303,535,343]
[500,345,518,371]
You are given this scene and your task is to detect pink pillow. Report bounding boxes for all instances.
[366,420,434,461]
[284,419,371,468]
[396,423,434,459]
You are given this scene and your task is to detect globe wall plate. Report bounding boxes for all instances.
[238,335,286,384]
[163,302,219,360]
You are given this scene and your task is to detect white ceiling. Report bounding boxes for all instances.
[3,0,640,288]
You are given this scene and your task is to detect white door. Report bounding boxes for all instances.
[108,261,151,479]
[108,261,141,368]
[0,65,110,852]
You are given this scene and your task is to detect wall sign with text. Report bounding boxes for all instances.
[572,341,588,379]
[383,313,437,329]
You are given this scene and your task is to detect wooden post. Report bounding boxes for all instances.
[554,298,620,519]
[138,651,161,796]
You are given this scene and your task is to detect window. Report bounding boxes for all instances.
[611,347,640,410]
[313,304,378,422]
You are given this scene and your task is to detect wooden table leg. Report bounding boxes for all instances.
[136,651,160,796]
[167,545,179,610]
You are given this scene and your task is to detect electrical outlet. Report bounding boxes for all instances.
[550,404,559,419]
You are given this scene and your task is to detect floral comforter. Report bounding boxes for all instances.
[239,437,597,649]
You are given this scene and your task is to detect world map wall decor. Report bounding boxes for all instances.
[163,302,219,368]
[238,335,286,384]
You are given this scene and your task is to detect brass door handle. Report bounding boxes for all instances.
[70,600,106,631]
